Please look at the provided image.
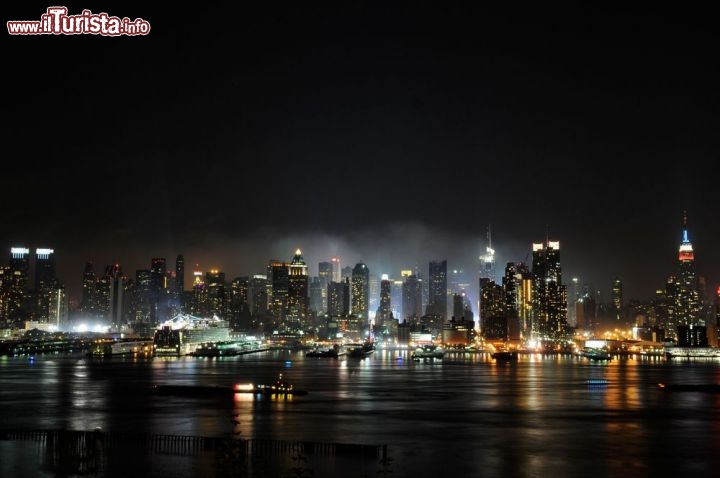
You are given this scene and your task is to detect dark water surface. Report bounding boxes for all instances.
[2,349,720,477]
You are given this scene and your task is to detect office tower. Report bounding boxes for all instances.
[228,276,251,331]
[480,225,496,282]
[330,257,341,282]
[530,241,568,340]
[6,247,30,323]
[318,261,333,285]
[288,249,309,317]
[97,264,125,326]
[149,258,168,322]
[675,212,700,327]
[268,259,289,320]
[132,269,152,324]
[309,277,326,316]
[341,266,353,281]
[80,262,97,316]
[611,277,623,322]
[351,262,370,321]
[427,260,448,319]
[327,278,350,316]
[205,269,226,318]
[34,248,58,322]
[376,274,393,324]
[480,279,506,340]
[368,274,380,320]
[502,262,532,340]
[34,248,56,292]
[175,255,185,297]
[402,274,423,322]
[248,274,269,317]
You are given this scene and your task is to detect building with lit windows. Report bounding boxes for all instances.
[351,262,370,322]
[674,212,700,328]
[427,260,447,319]
[288,249,309,319]
[530,241,568,340]
[611,277,623,322]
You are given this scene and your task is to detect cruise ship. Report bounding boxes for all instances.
[153,314,230,356]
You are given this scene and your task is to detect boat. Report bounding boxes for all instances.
[154,374,308,398]
[348,341,375,358]
[306,344,342,358]
[89,339,153,357]
[411,344,444,361]
[491,350,518,361]
[657,383,720,393]
[579,347,612,361]
[247,373,308,396]
[152,314,230,356]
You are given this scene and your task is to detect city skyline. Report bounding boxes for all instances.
[5,4,718,305]
[2,214,713,307]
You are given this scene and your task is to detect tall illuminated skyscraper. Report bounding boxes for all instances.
[351,262,370,322]
[675,212,700,327]
[80,262,97,317]
[530,241,568,340]
[34,248,56,292]
[427,260,447,319]
[479,225,496,282]
[7,247,30,323]
[175,254,185,297]
[611,277,623,322]
[331,257,341,283]
[318,261,333,286]
[34,248,59,322]
[288,249,309,318]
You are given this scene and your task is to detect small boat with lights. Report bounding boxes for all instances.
[491,350,518,361]
[411,344,444,361]
[306,344,343,358]
[579,347,612,361]
[154,374,307,398]
[348,341,376,358]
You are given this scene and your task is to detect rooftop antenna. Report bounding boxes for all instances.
[545,223,549,245]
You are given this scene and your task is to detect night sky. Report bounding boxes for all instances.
[5,3,719,304]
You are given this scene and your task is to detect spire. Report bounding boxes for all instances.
[678,210,694,261]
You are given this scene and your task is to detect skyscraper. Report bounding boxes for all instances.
[34,248,58,322]
[427,260,448,319]
[150,258,168,323]
[34,248,56,292]
[80,262,97,317]
[268,259,289,321]
[288,249,309,318]
[351,262,370,322]
[8,247,30,324]
[402,274,423,322]
[175,254,185,297]
[480,225,496,282]
[318,261,333,286]
[327,278,350,316]
[331,257,341,283]
[611,277,623,322]
[675,212,700,327]
[531,241,568,340]
[376,274,393,325]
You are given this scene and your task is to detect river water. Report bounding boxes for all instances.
[1,349,719,477]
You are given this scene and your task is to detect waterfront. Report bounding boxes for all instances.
[1,349,720,477]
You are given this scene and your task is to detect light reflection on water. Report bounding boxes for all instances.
[1,350,720,477]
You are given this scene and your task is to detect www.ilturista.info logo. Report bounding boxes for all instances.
[7,7,150,36]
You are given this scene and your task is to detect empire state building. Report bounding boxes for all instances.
[675,212,700,326]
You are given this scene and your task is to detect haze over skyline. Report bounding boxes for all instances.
[5,4,718,304]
